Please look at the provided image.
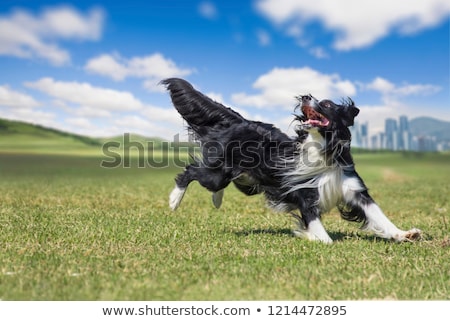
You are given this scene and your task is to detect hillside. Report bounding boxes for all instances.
[409,117,450,141]
[98,134,165,149]
[0,118,100,144]
[0,118,102,154]
[0,118,173,155]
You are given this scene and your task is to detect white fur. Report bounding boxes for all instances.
[317,168,342,212]
[301,129,325,166]
[361,203,421,241]
[341,174,366,201]
[282,130,330,193]
[169,186,186,210]
[293,218,333,244]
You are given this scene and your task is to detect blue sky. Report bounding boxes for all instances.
[0,0,449,139]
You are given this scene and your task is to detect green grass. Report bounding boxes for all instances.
[0,152,449,300]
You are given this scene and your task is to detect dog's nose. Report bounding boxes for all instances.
[302,95,311,102]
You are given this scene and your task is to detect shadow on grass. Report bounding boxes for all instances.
[232,228,351,241]
[231,228,419,243]
[232,228,293,237]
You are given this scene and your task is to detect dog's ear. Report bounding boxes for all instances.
[343,105,359,127]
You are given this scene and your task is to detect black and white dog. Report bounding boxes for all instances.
[163,78,421,243]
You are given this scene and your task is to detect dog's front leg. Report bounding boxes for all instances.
[293,210,333,244]
[341,174,421,242]
[361,200,422,242]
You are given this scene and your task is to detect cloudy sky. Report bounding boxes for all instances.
[0,0,449,139]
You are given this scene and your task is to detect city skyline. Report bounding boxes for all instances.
[352,116,449,151]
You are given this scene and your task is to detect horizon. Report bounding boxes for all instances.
[0,1,449,140]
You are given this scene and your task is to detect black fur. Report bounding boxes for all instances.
[163,78,421,243]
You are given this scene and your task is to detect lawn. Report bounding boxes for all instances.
[0,151,449,300]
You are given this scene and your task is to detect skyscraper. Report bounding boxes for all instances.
[360,122,368,148]
[398,115,411,150]
[385,118,398,150]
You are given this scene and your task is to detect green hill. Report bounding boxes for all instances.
[0,118,102,154]
[99,133,166,149]
[0,118,175,155]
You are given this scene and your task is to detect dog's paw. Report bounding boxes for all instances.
[404,228,422,241]
[395,228,422,242]
[293,229,333,244]
[169,186,185,211]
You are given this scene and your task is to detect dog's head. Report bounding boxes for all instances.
[297,94,360,130]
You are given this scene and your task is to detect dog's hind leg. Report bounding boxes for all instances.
[212,189,224,209]
[169,168,192,211]
[169,186,186,211]
[169,164,231,210]
[169,164,201,210]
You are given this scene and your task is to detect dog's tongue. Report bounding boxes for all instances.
[306,119,330,127]
[309,119,321,126]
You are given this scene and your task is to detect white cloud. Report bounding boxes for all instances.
[22,77,184,138]
[257,29,271,46]
[204,91,252,120]
[0,107,57,127]
[84,53,128,81]
[0,84,59,129]
[0,6,104,65]
[309,47,329,59]
[0,84,40,108]
[85,52,194,92]
[364,76,441,101]
[231,66,356,109]
[65,117,93,129]
[113,115,182,139]
[355,77,442,136]
[198,2,218,20]
[308,75,445,136]
[205,92,225,104]
[256,0,450,50]
[140,104,185,125]
[51,98,112,118]
[365,77,396,93]
[25,77,144,111]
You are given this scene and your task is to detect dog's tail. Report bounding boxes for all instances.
[161,78,244,137]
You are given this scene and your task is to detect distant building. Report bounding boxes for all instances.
[385,118,398,150]
[413,136,437,152]
[398,116,411,150]
[351,121,368,148]
[360,122,369,148]
[350,115,445,151]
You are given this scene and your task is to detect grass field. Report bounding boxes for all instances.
[0,150,449,300]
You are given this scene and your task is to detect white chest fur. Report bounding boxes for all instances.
[284,129,366,212]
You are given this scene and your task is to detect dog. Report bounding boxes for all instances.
[162,78,421,243]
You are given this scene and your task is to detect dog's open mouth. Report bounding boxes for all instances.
[301,105,330,128]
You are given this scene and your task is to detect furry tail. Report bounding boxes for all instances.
[161,78,244,137]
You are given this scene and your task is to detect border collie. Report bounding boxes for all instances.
[162,78,421,243]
